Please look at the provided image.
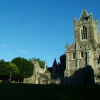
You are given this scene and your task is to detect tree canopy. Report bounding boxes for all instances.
[0,59,10,78]
[11,57,34,82]
[6,62,20,80]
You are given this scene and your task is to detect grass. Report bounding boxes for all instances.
[0,80,100,100]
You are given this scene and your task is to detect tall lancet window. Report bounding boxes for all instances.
[83,26,87,39]
[81,26,87,40]
[85,27,87,39]
[81,29,83,40]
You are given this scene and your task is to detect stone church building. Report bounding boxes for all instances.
[23,8,100,85]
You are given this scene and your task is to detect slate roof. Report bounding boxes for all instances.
[78,8,89,22]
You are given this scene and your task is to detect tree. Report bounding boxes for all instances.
[6,62,19,81]
[0,59,10,79]
[11,57,34,82]
[28,58,48,68]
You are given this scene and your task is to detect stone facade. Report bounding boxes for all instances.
[23,8,100,85]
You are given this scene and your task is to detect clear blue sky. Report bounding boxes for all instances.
[0,0,100,67]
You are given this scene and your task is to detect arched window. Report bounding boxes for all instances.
[81,26,87,40]
[81,29,83,40]
[73,53,75,59]
[81,51,84,58]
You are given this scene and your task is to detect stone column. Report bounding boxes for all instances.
[66,53,69,70]
[87,51,91,66]
[76,42,79,69]
[76,51,79,69]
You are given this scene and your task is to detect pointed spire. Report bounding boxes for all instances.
[67,42,69,47]
[78,5,89,22]
[52,58,57,67]
[65,42,69,48]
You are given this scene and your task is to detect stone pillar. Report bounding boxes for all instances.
[66,53,69,70]
[76,51,79,69]
[76,42,79,69]
[87,51,91,66]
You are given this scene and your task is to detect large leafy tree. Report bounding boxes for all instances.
[11,57,34,82]
[6,62,20,81]
[0,59,10,79]
[28,58,48,68]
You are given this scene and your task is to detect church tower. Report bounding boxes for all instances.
[73,7,99,50]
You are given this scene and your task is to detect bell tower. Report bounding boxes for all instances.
[73,7,99,50]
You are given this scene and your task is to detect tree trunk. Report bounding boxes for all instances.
[18,79,19,82]
[10,71,12,81]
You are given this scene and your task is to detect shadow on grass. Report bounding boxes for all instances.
[0,80,100,100]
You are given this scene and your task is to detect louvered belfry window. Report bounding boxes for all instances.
[81,26,87,40]
[83,26,87,39]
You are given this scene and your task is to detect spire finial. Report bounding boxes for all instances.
[83,3,85,9]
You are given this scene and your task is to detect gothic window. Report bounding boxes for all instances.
[85,28,87,39]
[73,53,75,59]
[81,30,83,40]
[81,51,84,58]
[81,26,87,40]
[83,26,87,39]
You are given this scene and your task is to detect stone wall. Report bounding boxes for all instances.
[69,65,95,85]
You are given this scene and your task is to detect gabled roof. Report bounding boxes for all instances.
[78,8,89,22]
[70,39,85,48]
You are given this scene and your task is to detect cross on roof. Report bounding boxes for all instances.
[83,3,85,9]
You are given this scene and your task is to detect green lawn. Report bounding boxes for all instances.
[0,80,99,100]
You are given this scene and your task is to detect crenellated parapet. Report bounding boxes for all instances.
[73,12,94,27]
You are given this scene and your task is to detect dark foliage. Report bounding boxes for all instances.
[11,57,34,81]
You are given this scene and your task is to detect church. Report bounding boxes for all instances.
[23,7,100,85]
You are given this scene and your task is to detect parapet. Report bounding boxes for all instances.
[89,12,92,15]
